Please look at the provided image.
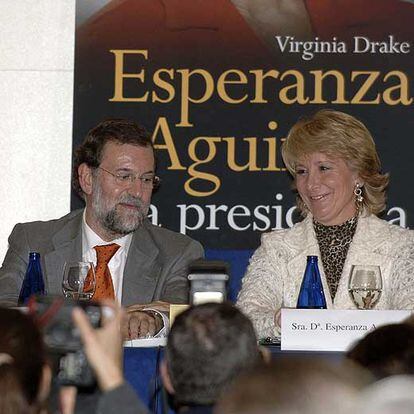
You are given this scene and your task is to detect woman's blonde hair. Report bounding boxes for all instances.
[282,109,389,216]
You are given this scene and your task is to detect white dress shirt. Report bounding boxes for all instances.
[81,212,168,337]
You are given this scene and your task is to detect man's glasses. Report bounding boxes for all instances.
[98,167,160,189]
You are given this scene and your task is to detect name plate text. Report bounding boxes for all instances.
[281,309,412,352]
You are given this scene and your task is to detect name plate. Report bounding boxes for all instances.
[281,309,413,352]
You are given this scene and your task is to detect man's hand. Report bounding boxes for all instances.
[127,301,170,313]
[72,300,125,392]
[123,301,170,339]
[123,310,163,339]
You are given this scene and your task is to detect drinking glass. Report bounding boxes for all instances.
[62,261,95,300]
[348,265,382,309]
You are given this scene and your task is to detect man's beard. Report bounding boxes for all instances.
[92,187,149,237]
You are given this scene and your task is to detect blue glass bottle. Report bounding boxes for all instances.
[18,252,46,305]
[297,256,327,309]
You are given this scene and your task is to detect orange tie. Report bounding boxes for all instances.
[92,243,120,300]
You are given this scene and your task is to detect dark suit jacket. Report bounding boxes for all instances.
[0,209,204,306]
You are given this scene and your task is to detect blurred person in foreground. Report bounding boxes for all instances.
[0,307,51,414]
[73,301,263,414]
[347,322,414,380]
[215,357,370,414]
[0,303,147,414]
[161,302,263,414]
[0,119,204,339]
[355,375,414,414]
[237,109,414,338]
[69,300,148,414]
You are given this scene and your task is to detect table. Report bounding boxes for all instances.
[124,347,164,411]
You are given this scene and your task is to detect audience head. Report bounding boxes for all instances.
[73,119,158,240]
[0,307,50,414]
[356,375,414,414]
[162,302,260,408]
[215,358,370,414]
[282,110,389,220]
[347,323,414,379]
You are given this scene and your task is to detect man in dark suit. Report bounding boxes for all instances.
[0,119,204,337]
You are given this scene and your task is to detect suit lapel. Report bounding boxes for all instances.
[122,221,161,306]
[42,212,162,305]
[44,212,83,295]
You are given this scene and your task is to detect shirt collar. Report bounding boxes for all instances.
[82,209,133,256]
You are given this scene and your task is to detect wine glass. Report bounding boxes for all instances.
[62,261,95,300]
[348,265,382,309]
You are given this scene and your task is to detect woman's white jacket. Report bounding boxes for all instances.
[237,214,414,338]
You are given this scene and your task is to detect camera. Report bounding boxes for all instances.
[188,259,229,305]
[28,295,102,388]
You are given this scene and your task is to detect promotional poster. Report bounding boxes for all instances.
[73,0,414,296]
